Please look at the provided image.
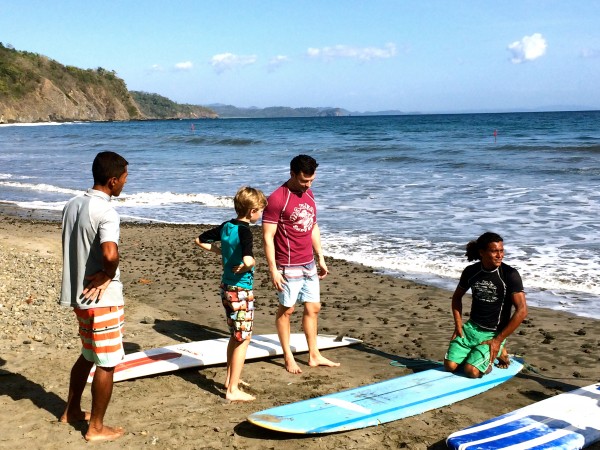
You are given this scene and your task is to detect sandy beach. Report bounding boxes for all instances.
[1,213,598,449]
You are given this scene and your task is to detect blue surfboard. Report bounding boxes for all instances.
[248,357,523,434]
[447,383,600,450]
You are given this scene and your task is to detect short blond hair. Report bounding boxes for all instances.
[233,186,267,217]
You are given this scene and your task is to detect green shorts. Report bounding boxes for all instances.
[445,320,506,373]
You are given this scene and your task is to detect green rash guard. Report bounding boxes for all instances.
[198,219,254,290]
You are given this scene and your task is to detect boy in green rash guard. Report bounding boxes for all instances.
[195,186,267,402]
[444,232,528,379]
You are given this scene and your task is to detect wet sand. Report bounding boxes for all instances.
[1,215,598,449]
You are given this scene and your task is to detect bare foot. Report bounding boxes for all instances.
[85,425,125,442]
[59,410,91,423]
[224,379,250,390]
[495,347,510,369]
[284,356,303,374]
[308,355,340,368]
[226,390,256,402]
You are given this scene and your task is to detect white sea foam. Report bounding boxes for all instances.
[0,181,82,196]
[322,231,600,319]
[0,173,33,180]
[9,200,66,211]
[0,180,234,210]
[116,191,233,208]
[0,121,78,127]
[118,213,177,224]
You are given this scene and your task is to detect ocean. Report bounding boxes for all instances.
[1,112,599,319]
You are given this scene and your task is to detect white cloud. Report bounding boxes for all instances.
[210,53,257,74]
[307,43,397,62]
[267,55,290,72]
[149,64,164,72]
[174,61,193,71]
[508,33,547,64]
[580,48,600,58]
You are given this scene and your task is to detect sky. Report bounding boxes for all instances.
[1,1,600,113]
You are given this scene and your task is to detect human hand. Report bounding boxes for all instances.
[480,338,502,365]
[317,259,329,279]
[451,323,463,340]
[270,270,286,292]
[232,264,250,274]
[81,271,112,304]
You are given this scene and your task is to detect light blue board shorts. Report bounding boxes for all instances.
[277,262,320,307]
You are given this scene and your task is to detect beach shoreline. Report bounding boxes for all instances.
[1,213,598,449]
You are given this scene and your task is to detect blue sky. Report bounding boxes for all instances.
[2,1,600,113]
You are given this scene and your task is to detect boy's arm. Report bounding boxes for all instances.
[233,255,255,274]
[195,225,223,255]
[232,226,255,273]
[194,237,221,255]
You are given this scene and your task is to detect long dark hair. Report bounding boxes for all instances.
[465,232,503,261]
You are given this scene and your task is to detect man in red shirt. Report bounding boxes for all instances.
[263,155,339,374]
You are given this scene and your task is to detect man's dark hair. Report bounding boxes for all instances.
[92,151,128,185]
[290,154,318,176]
[465,231,503,261]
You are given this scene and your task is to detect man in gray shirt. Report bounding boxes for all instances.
[59,151,128,442]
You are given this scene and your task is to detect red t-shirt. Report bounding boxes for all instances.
[263,183,316,266]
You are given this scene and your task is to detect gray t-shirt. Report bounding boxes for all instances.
[60,189,124,308]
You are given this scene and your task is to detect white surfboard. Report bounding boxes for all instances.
[87,333,361,383]
[447,383,600,450]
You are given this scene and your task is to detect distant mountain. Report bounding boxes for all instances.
[208,104,350,118]
[131,91,217,119]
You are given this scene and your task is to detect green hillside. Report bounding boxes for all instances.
[0,42,139,117]
[131,91,217,119]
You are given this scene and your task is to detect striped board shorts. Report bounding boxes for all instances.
[277,262,320,307]
[74,305,125,368]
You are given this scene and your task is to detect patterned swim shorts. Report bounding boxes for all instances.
[220,284,254,342]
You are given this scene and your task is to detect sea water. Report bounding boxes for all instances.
[1,112,599,318]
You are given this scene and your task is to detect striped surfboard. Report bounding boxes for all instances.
[447,383,600,450]
[87,333,361,383]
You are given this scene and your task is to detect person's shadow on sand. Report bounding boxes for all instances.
[151,319,228,343]
[0,357,79,429]
[355,343,442,372]
[142,320,231,396]
[176,369,226,398]
[234,422,457,449]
